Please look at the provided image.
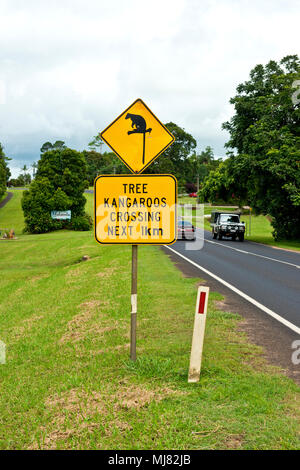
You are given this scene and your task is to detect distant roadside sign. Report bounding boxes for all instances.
[94,174,177,244]
[100,99,175,174]
[51,210,71,220]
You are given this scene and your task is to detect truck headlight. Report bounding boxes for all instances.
[221,225,227,230]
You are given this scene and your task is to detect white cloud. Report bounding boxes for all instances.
[0,0,299,174]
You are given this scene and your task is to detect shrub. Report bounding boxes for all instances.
[22,148,92,234]
[70,214,93,231]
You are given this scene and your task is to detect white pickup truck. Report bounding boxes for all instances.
[210,211,246,241]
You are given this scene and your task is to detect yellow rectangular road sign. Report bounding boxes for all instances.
[94,174,177,245]
[100,99,175,174]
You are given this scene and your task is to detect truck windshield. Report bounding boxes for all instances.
[220,215,240,223]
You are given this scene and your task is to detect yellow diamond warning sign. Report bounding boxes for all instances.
[94,174,177,245]
[100,99,175,174]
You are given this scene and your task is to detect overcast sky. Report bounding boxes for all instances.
[0,0,299,176]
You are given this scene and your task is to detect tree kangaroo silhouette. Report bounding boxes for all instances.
[125,113,152,165]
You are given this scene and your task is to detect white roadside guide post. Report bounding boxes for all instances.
[188,286,210,383]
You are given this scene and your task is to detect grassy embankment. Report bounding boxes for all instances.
[178,197,300,252]
[0,190,299,449]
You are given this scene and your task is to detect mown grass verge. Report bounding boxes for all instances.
[0,192,299,450]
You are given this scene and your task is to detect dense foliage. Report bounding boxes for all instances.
[200,55,300,240]
[83,150,129,185]
[8,165,31,187]
[8,174,31,187]
[187,146,222,192]
[40,140,66,153]
[22,147,92,233]
[0,148,6,199]
[0,143,10,199]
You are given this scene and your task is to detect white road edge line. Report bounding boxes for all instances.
[164,245,300,335]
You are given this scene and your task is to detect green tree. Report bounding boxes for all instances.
[88,134,104,152]
[82,150,129,186]
[31,162,38,179]
[21,164,32,185]
[82,150,103,185]
[187,146,221,193]
[40,142,53,153]
[0,146,6,199]
[52,140,66,150]
[199,157,247,206]
[22,147,91,233]
[200,55,300,240]
[0,144,10,198]
[7,175,25,187]
[40,141,66,153]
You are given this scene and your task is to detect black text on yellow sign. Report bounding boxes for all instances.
[94,174,177,245]
[100,99,175,174]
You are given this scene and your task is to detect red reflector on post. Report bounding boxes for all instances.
[189,286,210,383]
[198,292,206,314]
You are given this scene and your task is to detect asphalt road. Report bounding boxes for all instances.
[0,192,13,210]
[165,229,300,332]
